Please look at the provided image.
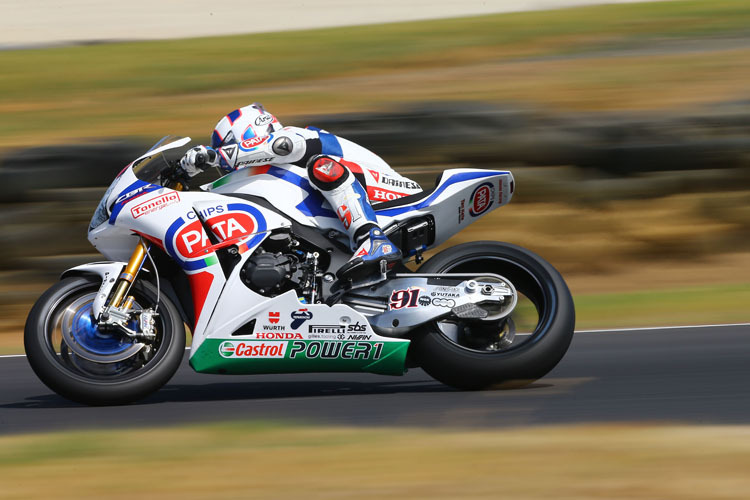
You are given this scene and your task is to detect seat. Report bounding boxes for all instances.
[372,174,440,211]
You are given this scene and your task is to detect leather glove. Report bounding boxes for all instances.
[179,146,216,177]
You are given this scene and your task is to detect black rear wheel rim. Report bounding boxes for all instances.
[431,255,552,354]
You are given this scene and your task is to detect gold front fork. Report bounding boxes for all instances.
[109,240,148,309]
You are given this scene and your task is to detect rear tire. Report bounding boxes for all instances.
[24,276,185,405]
[410,241,575,390]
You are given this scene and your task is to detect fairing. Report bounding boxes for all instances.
[83,137,513,376]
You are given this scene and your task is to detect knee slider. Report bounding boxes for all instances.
[307,154,350,190]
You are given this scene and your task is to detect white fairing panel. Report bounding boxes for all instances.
[90,164,294,342]
[88,155,512,351]
[206,165,513,247]
[374,169,514,247]
[205,164,343,231]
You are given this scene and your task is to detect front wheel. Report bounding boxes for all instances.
[410,241,575,389]
[24,275,185,405]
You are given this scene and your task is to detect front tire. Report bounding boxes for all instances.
[24,276,185,405]
[410,241,575,389]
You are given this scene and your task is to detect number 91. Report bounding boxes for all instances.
[389,288,421,310]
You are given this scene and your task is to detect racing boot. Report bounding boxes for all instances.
[307,155,402,285]
[337,227,402,283]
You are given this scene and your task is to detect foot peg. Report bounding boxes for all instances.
[451,302,489,319]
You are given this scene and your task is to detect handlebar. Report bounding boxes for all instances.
[161,160,190,192]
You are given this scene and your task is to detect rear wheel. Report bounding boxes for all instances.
[24,275,185,405]
[410,241,575,389]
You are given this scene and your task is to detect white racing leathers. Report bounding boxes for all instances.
[214,126,424,204]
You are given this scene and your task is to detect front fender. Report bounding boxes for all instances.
[61,261,126,319]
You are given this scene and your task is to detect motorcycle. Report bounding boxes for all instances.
[24,136,575,405]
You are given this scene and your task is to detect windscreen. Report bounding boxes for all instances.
[131,135,224,187]
[132,135,191,185]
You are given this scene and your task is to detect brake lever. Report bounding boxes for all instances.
[162,162,191,191]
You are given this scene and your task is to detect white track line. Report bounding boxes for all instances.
[2,323,748,359]
[0,346,191,359]
[576,322,750,334]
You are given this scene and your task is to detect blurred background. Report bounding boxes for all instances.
[1,0,749,349]
[3,2,750,497]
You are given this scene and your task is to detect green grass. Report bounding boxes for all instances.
[4,0,749,98]
[1,0,749,148]
[574,283,750,330]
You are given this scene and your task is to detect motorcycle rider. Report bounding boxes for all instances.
[179,103,423,284]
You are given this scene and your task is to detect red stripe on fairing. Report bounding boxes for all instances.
[188,271,214,326]
[117,162,134,178]
[338,158,364,175]
[250,165,271,175]
[366,185,410,203]
[238,164,271,173]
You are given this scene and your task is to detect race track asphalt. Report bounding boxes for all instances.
[1,324,749,435]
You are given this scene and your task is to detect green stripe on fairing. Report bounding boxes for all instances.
[204,255,219,266]
[211,175,233,188]
[362,344,411,373]
[210,168,249,189]
[190,339,410,376]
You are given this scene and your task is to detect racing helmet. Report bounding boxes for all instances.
[211,103,282,150]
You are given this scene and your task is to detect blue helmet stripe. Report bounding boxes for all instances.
[227,109,241,124]
[211,130,223,149]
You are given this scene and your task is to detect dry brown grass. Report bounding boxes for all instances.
[3,45,749,152]
[2,423,750,499]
